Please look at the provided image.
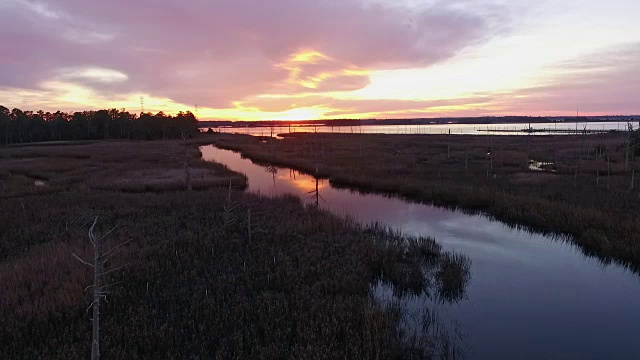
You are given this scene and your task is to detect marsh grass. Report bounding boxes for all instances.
[0,140,470,359]
[208,132,640,270]
[0,140,245,197]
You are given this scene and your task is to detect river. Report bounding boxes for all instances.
[201,145,640,360]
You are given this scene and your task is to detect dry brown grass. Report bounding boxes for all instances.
[0,140,246,197]
[206,132,640,269]
[0,137,475,359]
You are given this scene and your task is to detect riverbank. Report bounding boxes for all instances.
[206,132,640,270]
[0,140,469,359]
[202,144,640,359]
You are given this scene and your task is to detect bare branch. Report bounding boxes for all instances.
[73,253,94,267]
[88,216,99,247]
[98,280,124,290]
[99,247,127,265]
[99,239,132,263]
[98,263,129,277]
[86,300,97,314]
[79,216,95,229]
[98,224,119,241]
[69,211,91,228]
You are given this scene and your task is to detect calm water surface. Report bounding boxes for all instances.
[201,145,640,360]
[206,121,632,136]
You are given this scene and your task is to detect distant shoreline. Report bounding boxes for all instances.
[198,116,640,128]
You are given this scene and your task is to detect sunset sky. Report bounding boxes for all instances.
[1,0,639,120]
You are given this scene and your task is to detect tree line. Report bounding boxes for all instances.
[0,106,199,144]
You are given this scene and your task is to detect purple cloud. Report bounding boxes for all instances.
[0,0,508,108]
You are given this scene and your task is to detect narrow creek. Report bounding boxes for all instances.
[201,145,640,359]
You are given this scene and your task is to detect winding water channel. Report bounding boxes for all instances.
[201,145,640,360]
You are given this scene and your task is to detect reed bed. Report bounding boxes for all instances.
[0,140,470,359]
[208,132,640,270]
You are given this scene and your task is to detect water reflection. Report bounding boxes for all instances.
[201,145,640,360]
[264,165,278,185]
[205,121,630,137]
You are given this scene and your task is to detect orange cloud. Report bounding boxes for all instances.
[277,49,370,93]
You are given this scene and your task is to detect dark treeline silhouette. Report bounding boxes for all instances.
[0,106,198,144]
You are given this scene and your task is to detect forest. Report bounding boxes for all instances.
[0,106,199,143]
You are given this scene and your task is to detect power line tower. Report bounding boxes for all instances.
[140,96,145,114]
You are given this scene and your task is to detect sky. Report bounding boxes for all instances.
[1,0,639,120]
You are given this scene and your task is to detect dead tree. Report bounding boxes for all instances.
[73,217,130,360]
[307,177,326,208]
[265,165,278,186]
[245,207,264,242]
[223,180,240,226]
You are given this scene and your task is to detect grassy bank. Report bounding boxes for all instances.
[0,140,469,359]
[207,132,640,270]
[0,140,246,197]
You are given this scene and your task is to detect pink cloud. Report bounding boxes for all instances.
[486,45,640,116]
[236,43,640,119]
[239,95,494,116]
[0,0,508,108]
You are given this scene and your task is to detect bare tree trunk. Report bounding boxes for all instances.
[223,180,239,226]
[73,217,129,360]
[91,221,101,360]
